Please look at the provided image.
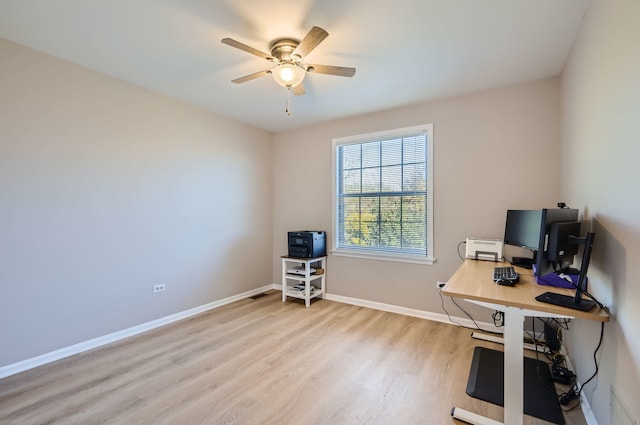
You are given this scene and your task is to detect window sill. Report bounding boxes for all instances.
[330,249,436,265]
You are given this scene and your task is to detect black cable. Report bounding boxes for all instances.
[449,240,487,330]
[576,321,605,397]
[547,266,606,309]
[529,319,559,396]
[491,311,504,327]
[562,278,606,309]
[438,288,466,328]
[546,317,571,331]
[441,240,484,331]
[536,318,570,371]
[457,240,466,261]
[450,297,483,330]
[556,321,605,409]
[439,288,500,333]
[525,321,577,405]
[538,318,569,366]
[579,288,605,309]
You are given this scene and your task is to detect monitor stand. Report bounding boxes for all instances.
[535,291,597,312]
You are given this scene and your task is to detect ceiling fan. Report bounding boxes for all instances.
[221,26,356,97]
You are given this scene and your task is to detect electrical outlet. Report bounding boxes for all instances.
[437,281,447,289]
[153,284,166,293]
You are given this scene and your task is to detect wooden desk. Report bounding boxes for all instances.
[442,260,608,425]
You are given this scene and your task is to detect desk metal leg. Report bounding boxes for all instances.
[503,307,525,425]
[450,305,525,425]
[451,407,503,425]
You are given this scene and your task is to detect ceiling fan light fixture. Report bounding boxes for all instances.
[271,63,305,88]
[222,26,355,98]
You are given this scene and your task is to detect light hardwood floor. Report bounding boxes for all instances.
[0,292,587,425]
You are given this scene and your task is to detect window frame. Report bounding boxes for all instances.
[331,124,435,264]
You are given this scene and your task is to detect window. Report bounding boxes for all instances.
[332,124,434,264]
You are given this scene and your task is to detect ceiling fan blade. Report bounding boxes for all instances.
[221,38,274,61]
[292,26,329,60]
[231,68,273,84]
[306,64,356,77]
[292,84,306,96]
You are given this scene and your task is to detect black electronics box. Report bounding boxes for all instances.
[511,256,534,268]
[288,231,326,258]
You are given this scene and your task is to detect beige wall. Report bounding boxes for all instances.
[0,38,273,367]
[6,7,637,422]
[273,78,563,321]
[561,0,640,423]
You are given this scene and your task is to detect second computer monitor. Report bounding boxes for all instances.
[547,221,581,267]
[503,208,579,276]
[537,208,580,275]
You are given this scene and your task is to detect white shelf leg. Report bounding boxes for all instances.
[281,258,287,303]
[305,260,311,307]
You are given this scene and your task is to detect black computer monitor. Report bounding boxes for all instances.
[547,221,581,271]
[503,208,579,277]
[504,209,543,251]
[535,208,579,276]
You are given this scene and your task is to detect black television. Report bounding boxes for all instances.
[535,232,597,311]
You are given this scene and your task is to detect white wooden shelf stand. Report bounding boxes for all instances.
[281,256,326,307]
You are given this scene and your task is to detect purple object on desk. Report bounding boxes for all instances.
[536,272,581,289]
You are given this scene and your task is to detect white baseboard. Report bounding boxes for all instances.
[580,395,599,425]
[0,285,273,379]
[324,292,498,333]
[274,284,496,332]
[275,283,496,331]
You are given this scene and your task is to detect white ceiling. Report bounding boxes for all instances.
[0,0,591,133]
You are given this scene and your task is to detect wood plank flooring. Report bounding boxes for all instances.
[0,292,587,425]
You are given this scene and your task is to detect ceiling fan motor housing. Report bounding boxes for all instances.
[270,39,300,63]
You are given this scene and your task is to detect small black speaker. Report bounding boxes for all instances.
[511,256,534,268]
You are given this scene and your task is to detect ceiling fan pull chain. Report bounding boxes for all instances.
[285,86,292,115]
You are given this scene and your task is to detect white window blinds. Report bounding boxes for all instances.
[334,124,433,262]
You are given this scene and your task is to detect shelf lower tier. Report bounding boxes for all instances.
[285,273,324,281]
[285,287,324,300]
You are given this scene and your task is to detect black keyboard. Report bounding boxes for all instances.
[493,266,519,285]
